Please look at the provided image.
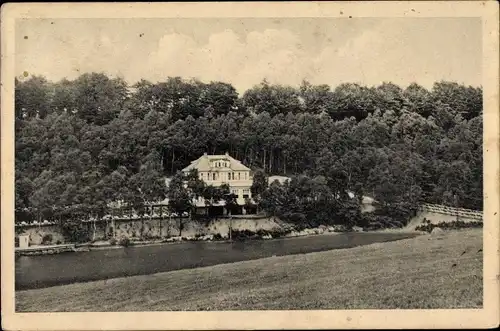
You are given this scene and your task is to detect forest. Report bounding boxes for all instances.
[15,73,483,230]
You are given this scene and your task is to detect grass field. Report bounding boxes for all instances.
[16,229,482,311]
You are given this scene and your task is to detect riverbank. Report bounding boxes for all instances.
[15,225,424,256]
[16,228,482,311]
[16,231,420,290]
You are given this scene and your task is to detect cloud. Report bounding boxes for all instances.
[144,28,314,92]
[143,21,481,93]
[311,19,481,89]
[18,31,130,81]
[17,19,481,93]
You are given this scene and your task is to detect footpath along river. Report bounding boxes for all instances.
[16,231,418,291]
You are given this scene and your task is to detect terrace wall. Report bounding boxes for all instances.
[15,215,283,245]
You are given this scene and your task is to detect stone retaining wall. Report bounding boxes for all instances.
[16,216,282,245]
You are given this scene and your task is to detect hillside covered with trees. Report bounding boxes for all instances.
[15,73,483,230]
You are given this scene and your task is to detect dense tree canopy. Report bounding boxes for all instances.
[15,74,483,230]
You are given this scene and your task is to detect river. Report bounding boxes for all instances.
[16,232,418,291]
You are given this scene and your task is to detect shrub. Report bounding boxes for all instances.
[61,221,91,243]
[231,229,259,240]
[213,233,222,240]
[109,237,117,245]
[268,228,289,238]
[415,220,482,233]
[332,224,351,232]
[118,237,131,247]
[374,202,418,227]
[41,233,53,245]
[360,212,408,231]
[364,221,383,231]
[287,213,307,225]
[142,232,159,240]
[230,228,290,241]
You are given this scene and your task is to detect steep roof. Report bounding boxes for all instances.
[182,153,251,172]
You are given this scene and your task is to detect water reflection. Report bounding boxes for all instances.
[16,232,417,291]
[231,240,246,252]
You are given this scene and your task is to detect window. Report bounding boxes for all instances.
[213,173,216,180]
[242,189,250,199]
[238,172,241,180]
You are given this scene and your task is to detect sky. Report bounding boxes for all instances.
[16,17,482,93]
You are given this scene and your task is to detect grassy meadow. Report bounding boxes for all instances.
[16,229,482,311]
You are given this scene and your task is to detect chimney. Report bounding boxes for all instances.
[225,151,229,156]
[203,152,207,156]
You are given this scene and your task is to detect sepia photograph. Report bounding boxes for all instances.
[1,1,499,330]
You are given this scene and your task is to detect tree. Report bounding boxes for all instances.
[329,83,376,120]
[241,80,302,116]
[404,83,433,117]
[373,82,408,116]
[298,80,334,114]
[14,74,484,236]
[166,172,192,236]
[431,81,483,120]
[260,180,290,220]
[250,169,268,212]
[73,73,128,125]
[199,81,240,116]
[128,151,166,238]
[144,77,205,122]
[15,76,52,119]
[51,78,77,115]
[219,183,238,240]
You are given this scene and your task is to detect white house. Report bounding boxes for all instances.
[182,153,254,213]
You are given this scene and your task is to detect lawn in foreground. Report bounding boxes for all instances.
[16,229,482,311]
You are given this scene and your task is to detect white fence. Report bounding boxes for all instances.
[420,203,483,221]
